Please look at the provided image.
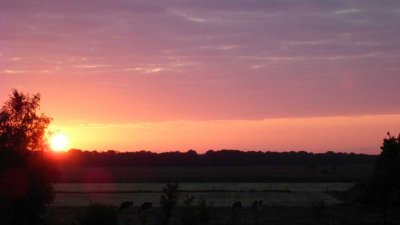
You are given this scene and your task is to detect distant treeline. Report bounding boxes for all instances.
[53,149,377,167]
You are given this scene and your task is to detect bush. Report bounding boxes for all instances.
[198,200,211,224]
[181,195,196,225]
[159,183,179,225]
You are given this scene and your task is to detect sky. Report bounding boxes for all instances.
[1,0,400,153]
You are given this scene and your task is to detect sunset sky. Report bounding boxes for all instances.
[1,0,400,153]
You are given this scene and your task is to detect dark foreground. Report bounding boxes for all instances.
[48,164,398,224]
[45,204,398,225]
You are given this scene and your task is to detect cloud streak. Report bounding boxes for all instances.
[1,0,399,122]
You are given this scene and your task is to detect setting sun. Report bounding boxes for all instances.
[50,133,68,152]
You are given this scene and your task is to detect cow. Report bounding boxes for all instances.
[251,200,263,211]
[138,202,153,213]
[119,201,134,213]
[232,201,242,209]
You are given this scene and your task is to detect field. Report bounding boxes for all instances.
[58,165,373,183]
[54,165,367,206]
[53,182,352,207]
[46,205,387,225]
[47,165,389,224]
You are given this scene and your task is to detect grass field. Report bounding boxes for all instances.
[45,205,389,225]
[48,165,385,224]
[58,164,373,183]
[53,182,351,207]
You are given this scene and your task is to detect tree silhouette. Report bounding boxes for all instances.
[358,133,400,224]
[159,182,179,225]
[54,149,376,168]
[181,195,196,225]
[0,90,58,225]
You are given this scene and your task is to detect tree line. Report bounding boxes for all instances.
[54,149,377,167]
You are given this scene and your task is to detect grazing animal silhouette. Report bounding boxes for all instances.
[138,202,153,213]
[119,201,134,213]
[251,200,263,211]
[232,201,242,209]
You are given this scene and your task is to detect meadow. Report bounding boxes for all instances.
[53,165,370,206]
[58,164,373,183]
[46,164,382,224]
[53,182,351,207]
[46,205,385,225]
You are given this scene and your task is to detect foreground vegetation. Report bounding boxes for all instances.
[45,201,400,225]
[44,178,400,225]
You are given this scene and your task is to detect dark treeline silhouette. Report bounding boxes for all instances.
[53,149,377,167]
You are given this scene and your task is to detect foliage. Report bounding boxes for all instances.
[0,90,58,225]
[311,200,329,224]
[356,133,400,224]
[197,200,211,224]
[159,182,179,225]
[78,203,117,225]
[181,195,196,225]
[181,196,212,225]
[55,149,376,167]
[230,201,242,225]
[0,90,51,153]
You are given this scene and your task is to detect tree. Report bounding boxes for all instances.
[181,195,196,225]
[159,182,179,225]
[357,133,400,224]
[0,90,58,225]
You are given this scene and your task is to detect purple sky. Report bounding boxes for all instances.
[1,0,400,152]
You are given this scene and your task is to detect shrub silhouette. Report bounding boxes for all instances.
[197,200,211,224]
[0,90,58,225]
[159,182,179,225]
[139,202,153,225]
[181,195,196,225]
[230,201,243,225]
[311,200,329,224]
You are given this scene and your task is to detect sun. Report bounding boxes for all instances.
[50,133,68,152]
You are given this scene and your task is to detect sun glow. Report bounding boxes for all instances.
[50,133,68,152]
